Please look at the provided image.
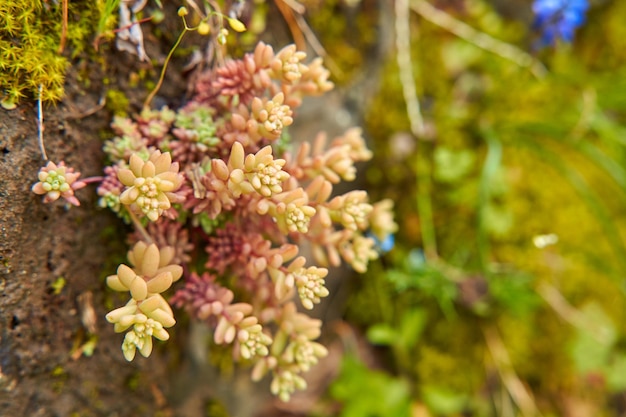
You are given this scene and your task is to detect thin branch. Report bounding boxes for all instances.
[292,13,343,78]
[411,0,547,79]
[58,0,68,54]
[80,176,105,185]
[282,0,306,14]
[37,85,48,161]
[185,0,206,18]
[111,16,154,34]
[395,0,438,260]
[275,0,306,51]
[395,0,425,138]
[537,282,613,344]
[66,96,107,120]
[483,326,540,417]
[143,28,187,109]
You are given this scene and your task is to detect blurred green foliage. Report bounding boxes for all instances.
[329,356,412,417]
[313,0,626,415]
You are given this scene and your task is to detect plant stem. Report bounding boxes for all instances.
[477,131,502,273]
[411,0,547,79]
[127,208,154,244]
[143,28,188,109]
[395,0,425,138]
[37,85,48,161]
[395,0,438,261]
[81,176,104,185]
[415,154,438,261]
[58,0,68,54]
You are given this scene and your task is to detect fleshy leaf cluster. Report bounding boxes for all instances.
[32,161,87,207]
[100,42,396,400]
[105,242,183,361]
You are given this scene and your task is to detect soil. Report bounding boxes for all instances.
[0,48,177,415]
[0,8,217,412]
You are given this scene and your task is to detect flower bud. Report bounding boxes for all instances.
[227,17,246,33]
[198,21,210,36]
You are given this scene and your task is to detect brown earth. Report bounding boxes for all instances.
[0,47,179,414]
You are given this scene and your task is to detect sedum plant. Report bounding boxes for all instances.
[105,241,183,361]
[32,161,87,206]
[117,150,184,222]
[91,41,396,401]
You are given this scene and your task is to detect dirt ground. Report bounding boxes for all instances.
[0,46,178,414]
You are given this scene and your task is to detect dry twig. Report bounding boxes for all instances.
[483,326,540,417]
[411,0,547,79]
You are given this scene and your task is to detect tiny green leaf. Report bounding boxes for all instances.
[51,277,66,295]
[1,97,17,110]
[366,323,398,346]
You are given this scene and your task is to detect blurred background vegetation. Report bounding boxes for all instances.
[303,0,626,416]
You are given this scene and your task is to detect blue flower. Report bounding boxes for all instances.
[532,0,589,46]
[369,232,395,254]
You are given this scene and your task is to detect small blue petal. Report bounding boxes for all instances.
[378,234,395,253]
[532,0,589,47]
[368,232,395,253]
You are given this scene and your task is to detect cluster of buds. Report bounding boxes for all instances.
[105,242,183,361]
[226,142,290,198]
[170,273,272,360]
[270,44,308,84]
[32,161,87,206]
[130,220,194,266]
[251,302,328,401]
[230,93,294,142]
[117,150,184,221]
[287,128,373,183]
[168,103,220,165]
[24,6,397,400]
[195,42,332,110]
[270,256,329,310]
[135,106,177,142]
[369,199,399,246]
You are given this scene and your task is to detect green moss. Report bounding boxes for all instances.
[50,276,67,295]
[305,0,379,84]
[0,0,102,104]
[205,398,230,417]
[51,365,68,393]
[105,89,130,116]
[126,371,141,391]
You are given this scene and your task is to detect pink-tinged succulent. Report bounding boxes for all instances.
[270,44,308,84]
[135,106,177,145]
[193,42,275,107]
[105,242,183,361]
[97,165,125,214]
[117,150,184,221]
[170,272,272,360]
[32,161,87,206]
[97,40,396,400]
[129,220,194,266]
